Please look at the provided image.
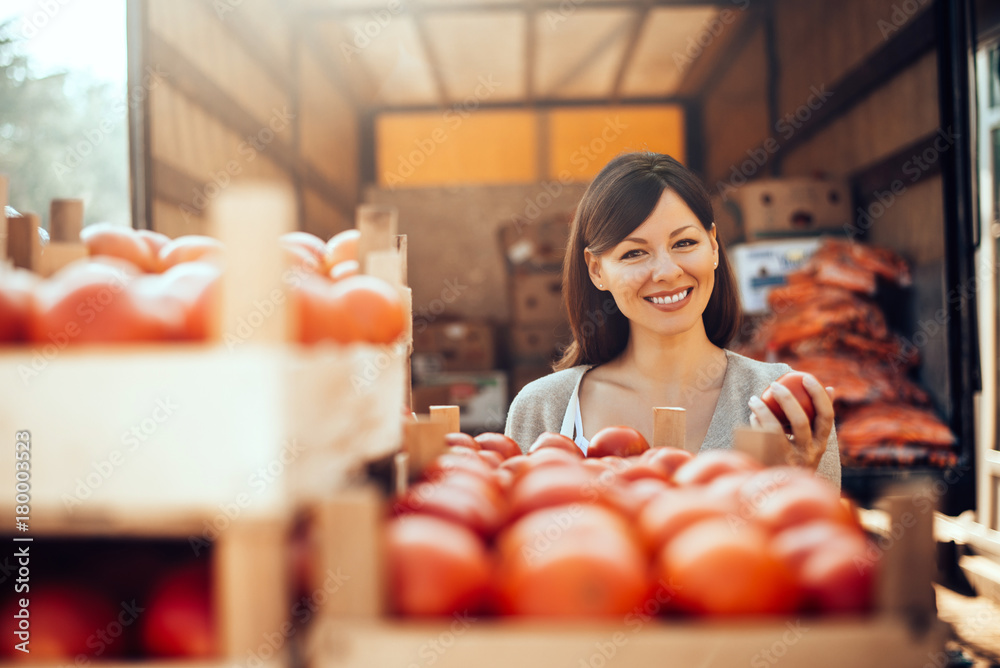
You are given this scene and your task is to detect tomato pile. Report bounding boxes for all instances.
[387,429,874,618]
[0,556,213,659]
[0,226,405,346]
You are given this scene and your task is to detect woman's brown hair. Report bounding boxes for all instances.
[555,152,741,370]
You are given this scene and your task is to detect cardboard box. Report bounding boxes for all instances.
[730,238,822,314]
[499,215,572,271]
[509,322,573,363]
[717,178,850,241]
[412,371,508,432]
[412,320,495,374]
[510,271,565,325]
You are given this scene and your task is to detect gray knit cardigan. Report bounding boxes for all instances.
[504,349,841,488]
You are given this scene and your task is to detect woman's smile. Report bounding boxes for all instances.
[643,286,694,309]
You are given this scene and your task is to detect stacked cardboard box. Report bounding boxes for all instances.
[500,214,574,399]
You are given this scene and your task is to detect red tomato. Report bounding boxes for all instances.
[327,275,405,344]
[609,477,672,519]
[31,262,184,344]
[798,534,874,613]
[158,235,224,270]
[324,228,361,271]
[135,229,171,271]
[142,562,215,657]
[478,449,504,468]
[0,584,119,659]
[447,445,480,458]
[657,518,800,615]
[672,450,763,487]
[144,261,220,341]
[754,477,854,532]
[475,432,522,460]
[642,447,694,480]
[385,514,493,616]
[508,463,601,518]
[424,453,501,494]
[295,274,360,344]
[496,504,648,616]
[283,243,322,274]
[329,259,360,281]
[498,454,532,477]
[280,231,326,264]
[761,372,817,431]
[770,520,864,572]
[446,432,480,449]
[0,268,37,343]
[637,488,734,554]
[81,223,157,272]
[587,426,650,458]
[617,463,670,484]
[528,432,583,457]
[394,473,507,538]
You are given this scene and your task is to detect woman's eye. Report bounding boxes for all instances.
[620,249,644,260]
[674,239,698,249]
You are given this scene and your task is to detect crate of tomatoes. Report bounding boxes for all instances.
[0,183,408,522]
[302,417,947,668]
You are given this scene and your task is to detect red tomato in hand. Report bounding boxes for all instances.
[587,426,649,458]
[474,432,521,460]
[528,432,583,457]
[142,562,215,657]
[386,514,493,616]
[761,372,817,431]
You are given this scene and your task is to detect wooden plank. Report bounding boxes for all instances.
[127,0,152,230]
[430,405,461,433]
[356,205,398,273]
[609,6,650,100]
[652,407,685,450]
[403,417,448,477]
[876,480,937,623]
[314,486,386,618]
[413,15,449,106]
[7,213,40,270]
[49,199,84,242]
[732,427,788,466]
[215,518,290,656]
[850,131,945,205]
[36,242,88,277]
[210,183,293,344]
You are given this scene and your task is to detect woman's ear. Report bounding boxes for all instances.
[584,247,604,290]
[709,222,719,259]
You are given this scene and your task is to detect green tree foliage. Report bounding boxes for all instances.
[0,20,130,229]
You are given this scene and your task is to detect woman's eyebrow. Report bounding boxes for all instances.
[622,225,695,245]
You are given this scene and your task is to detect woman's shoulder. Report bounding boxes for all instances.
[504,365,589,452]
[512,365,590,401]
[723,349,795,390]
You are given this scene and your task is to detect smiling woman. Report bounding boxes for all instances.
[504,152,841,487]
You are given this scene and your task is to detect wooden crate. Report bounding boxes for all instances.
[303,479,950,668]
[0,511,289,666]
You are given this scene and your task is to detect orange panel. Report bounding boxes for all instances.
[548,106,686,181]
[377,110,537,188]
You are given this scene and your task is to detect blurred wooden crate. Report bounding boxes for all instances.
[0,343,405,521]
[303,482,949,668]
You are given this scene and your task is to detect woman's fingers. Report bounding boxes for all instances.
[767,381,812,444]
[748,395,784,433]
[802,374,835,446]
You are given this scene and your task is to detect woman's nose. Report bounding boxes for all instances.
[650,252,683,283]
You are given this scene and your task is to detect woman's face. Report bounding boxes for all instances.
[585,189,719,339]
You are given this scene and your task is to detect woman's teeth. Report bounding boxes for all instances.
[646,289,691,305]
